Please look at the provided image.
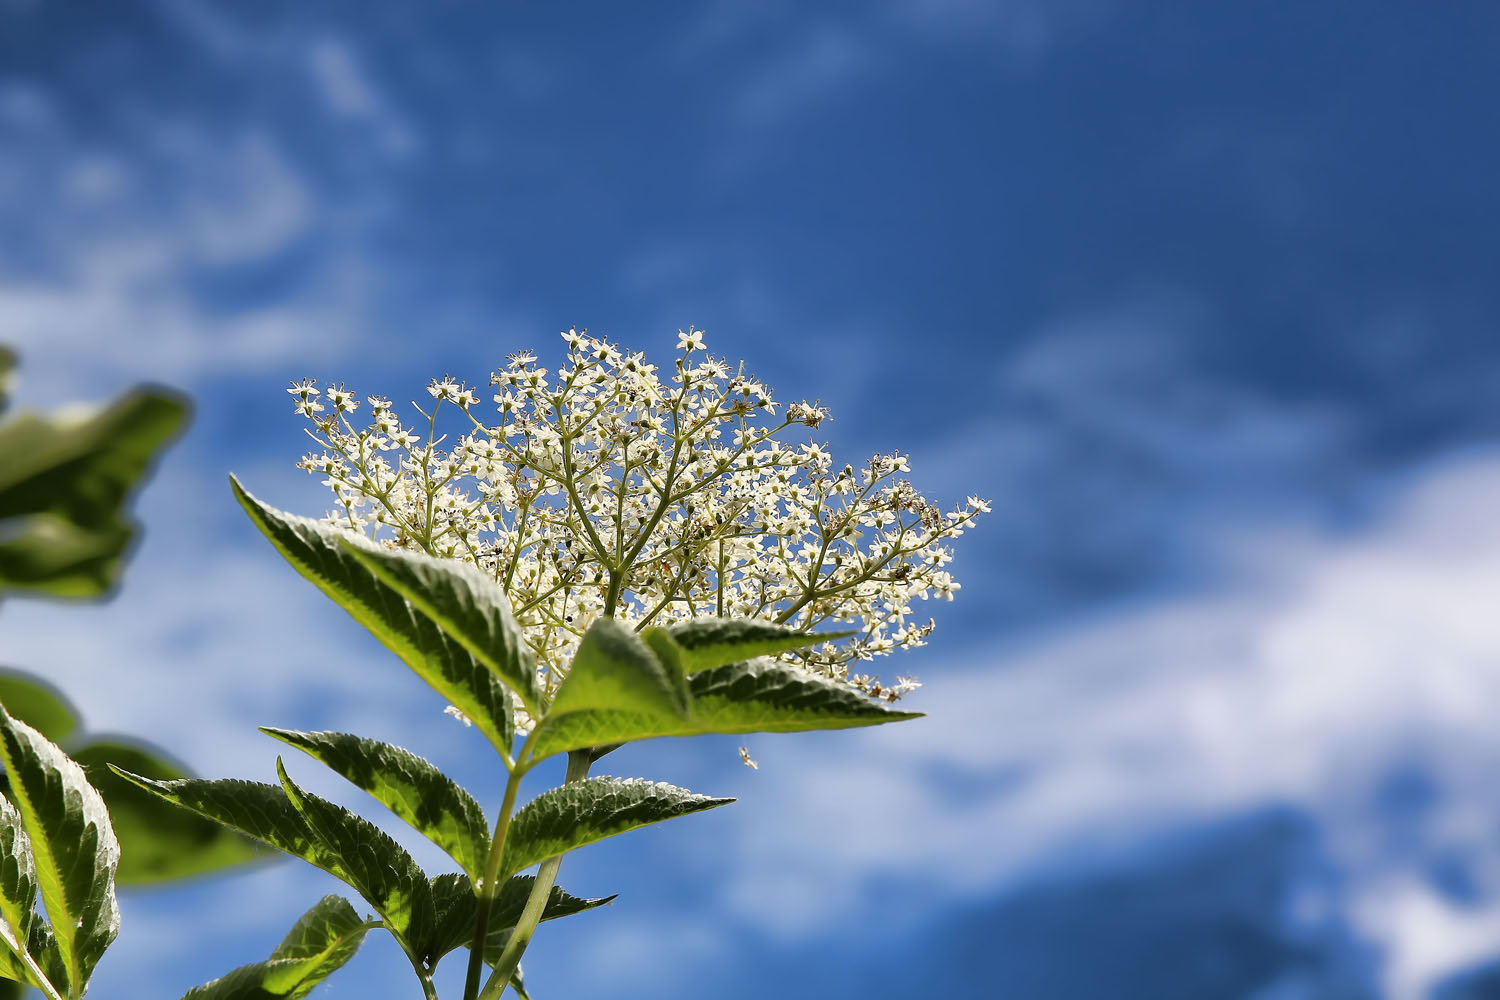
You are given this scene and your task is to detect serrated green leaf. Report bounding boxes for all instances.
[338,536,541,714]
[0,672,78,745]
[0,389,186,598]
[108,771,342,878]
[545,619,688,725]
[665,617,851,673]
[176,895,368,1000]
[0,797,37,964]
[425,873,615,967]
[527,657,921,760]
[230,477,516,756]
[26,923,64,996]
[500,778,731,878]
[276,760,435,959]
[73,740,264,886]
[180,959,310,1000]
[0,705,118,997]
[267,894,367,993]
[262,729,489,882]
[0,918,65,998]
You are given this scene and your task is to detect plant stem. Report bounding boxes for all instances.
[406,951,440,1000]
[462,768,527,1000]
[477,749,593,1000]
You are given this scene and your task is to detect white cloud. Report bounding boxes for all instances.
[720,448,1500,998]
[306,39,416,155]
[733,28,871,125]
[0,83,375,399]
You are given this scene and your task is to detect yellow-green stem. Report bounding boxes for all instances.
[478,749,593,1000]
[462,768,526,1000]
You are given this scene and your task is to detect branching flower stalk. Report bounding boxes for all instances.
[148,327,991,1000]
[292,327,988,717]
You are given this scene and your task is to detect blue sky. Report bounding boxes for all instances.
[2,1,1499,997]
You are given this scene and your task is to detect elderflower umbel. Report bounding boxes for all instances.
[291,328,986,721]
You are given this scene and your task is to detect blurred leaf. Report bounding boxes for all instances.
[663,618,850,673]
[424,873,615,967]
[276,760,435,960]
[0,672,77,756]
[262,729,489,882]
[0,516,131,601]
[72,741,263,886]
[528,657,921,760]
[108,771,342,878]
[0,348,14,417]
[339,536,541,714]
[545,619,688,724]
[230,477,517,756]
[0,705,118,998]
[500,777,731,878]
[0,389,187,599]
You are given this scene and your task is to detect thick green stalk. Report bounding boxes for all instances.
[462,768,527,1000]
[477,750,593,1000]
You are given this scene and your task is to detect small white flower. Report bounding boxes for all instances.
[676,328,706,352]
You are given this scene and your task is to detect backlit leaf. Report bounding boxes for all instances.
[231,476,516,756]
[339,538,541,714]
[425,873,615,967]
[276,760,435,959]
[262,729,489,882]
[527,657,920,760]
[500,778,731,878]
[664,617,850,673]
[0,705,118,997]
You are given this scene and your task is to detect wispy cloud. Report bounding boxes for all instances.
[717,448,1500,997]
[306,38,417,155]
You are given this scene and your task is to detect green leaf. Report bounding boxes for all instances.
[0,347,15,416]
[0,672,78,745]
[0,389,187,598]
[0,515,131,601]
[664,617,851,673]
[266,895,367,990]
[107,771,341,877]
[338,537,541,714]
[177,895,368,1000]
[425,873,615,967]
[0,920,65,998]
[26,924,64,996]
[546,619,689,724]
[527,657,922,760]
[0,705,118,997]
[230,477,517,756]
[73,741,264,886]
[275,760,435,959]
[500,778,731,878]
[0,797,38,970]
[262,729,489,883]
[0,801,33,932]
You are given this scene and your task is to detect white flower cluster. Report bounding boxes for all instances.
[290,328,986,711]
